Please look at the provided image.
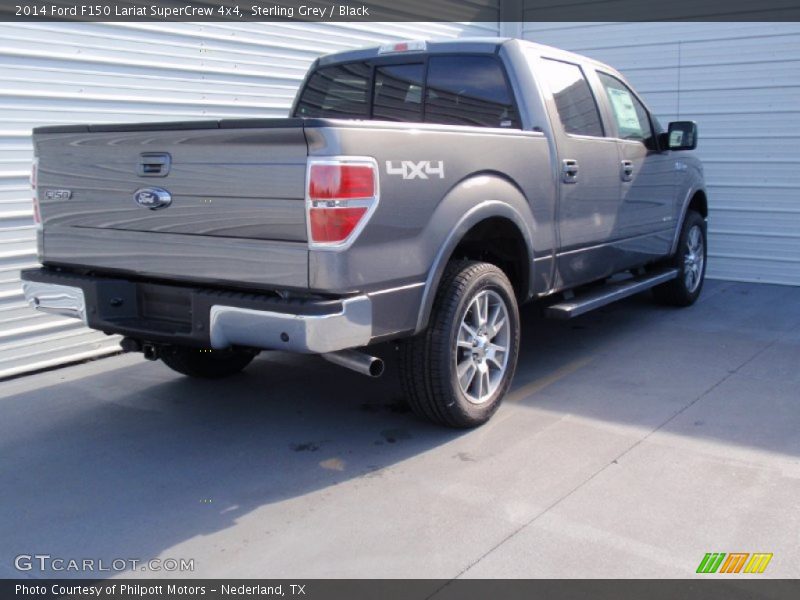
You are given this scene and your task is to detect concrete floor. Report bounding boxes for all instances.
[1,280,798,579]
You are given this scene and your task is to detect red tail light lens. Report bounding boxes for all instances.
[309,206,368,243]
[306,159,378,247]
[309,164,375,200]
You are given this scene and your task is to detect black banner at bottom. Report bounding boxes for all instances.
[3,579,800,600]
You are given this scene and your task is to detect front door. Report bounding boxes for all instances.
[595,71,676,247]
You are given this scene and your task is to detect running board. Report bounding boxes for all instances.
[545,268,678,319]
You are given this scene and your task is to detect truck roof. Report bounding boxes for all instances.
[317,37,619,78]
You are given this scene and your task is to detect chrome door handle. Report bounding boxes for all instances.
[562,159,578,183]
[620,160,634,182]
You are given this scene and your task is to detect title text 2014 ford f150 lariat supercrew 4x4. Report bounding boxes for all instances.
[22,38,707,428]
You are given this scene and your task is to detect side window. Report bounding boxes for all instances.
[294,63,370,118]
[373,64,424,122]
[425,56,519,128]
[538,59,604,137]
[597,72,654,147]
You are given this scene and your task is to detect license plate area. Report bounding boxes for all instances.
[136,283,192,331]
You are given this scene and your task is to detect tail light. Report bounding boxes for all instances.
[306,158,378,248]
[378,40,427,54]
[31,158,41,227]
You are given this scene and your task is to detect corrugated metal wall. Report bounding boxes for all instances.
[0,20,499,379]
[513,21,800,286]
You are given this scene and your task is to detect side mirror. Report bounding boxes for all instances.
[666,121,698,151]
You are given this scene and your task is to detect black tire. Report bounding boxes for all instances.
[652,210,707,306]
[399,261,520,428]
[160,346,256,379]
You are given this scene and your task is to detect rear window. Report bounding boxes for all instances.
[295,63,370,118]
[294,55,519,128]
[373,64,424,122]
[425,56,518,128]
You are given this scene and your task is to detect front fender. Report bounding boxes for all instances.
[414,174,538,333]
[672,161,707,254]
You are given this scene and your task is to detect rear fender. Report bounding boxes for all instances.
[414,174,536,333]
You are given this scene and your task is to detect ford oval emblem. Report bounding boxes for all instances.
[134,187,172,210]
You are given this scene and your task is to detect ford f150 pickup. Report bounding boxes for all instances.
[22,38,707,427]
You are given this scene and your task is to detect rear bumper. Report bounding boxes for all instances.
[208,299,370,354]
[21,279,88,323]
[21,268,382,354]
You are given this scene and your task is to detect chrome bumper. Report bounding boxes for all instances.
[208,295,372,354]
[22,280,87,323]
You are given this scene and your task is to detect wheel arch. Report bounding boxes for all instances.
[414,177,536,334]
[671,187,709,255]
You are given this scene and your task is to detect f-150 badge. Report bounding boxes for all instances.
[386,160,445,180]
[44,189,72,200]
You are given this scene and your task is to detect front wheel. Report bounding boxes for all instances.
[653,210,707,307]
[160,346,257,379]
[399,261,521,428]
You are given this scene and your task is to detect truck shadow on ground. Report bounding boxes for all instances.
[1,280,798,578]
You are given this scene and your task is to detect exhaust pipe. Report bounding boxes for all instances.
[322,349,384,378]
[142,343,160,361]
[120,337,142,354]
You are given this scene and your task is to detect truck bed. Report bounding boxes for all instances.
[35,117,553,297]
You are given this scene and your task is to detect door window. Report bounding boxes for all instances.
[539,59,604,137]
[597,72,655,147]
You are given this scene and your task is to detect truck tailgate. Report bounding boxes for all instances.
[34,119,309,290]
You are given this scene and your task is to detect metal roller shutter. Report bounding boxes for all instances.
[0,20,500,379]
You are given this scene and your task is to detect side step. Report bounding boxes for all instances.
[545,268,678,320]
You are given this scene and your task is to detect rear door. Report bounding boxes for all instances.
[536,57,621,288]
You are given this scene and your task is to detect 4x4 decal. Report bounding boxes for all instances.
[386,160,445,180]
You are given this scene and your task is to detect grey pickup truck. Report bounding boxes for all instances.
[22,38,707,428]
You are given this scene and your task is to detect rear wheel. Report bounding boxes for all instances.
[160,346,256,379]
[399,261,520,428]
[653,210,707,306]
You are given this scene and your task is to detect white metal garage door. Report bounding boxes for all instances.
[0,21,499,379]
[511,21,800,287]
